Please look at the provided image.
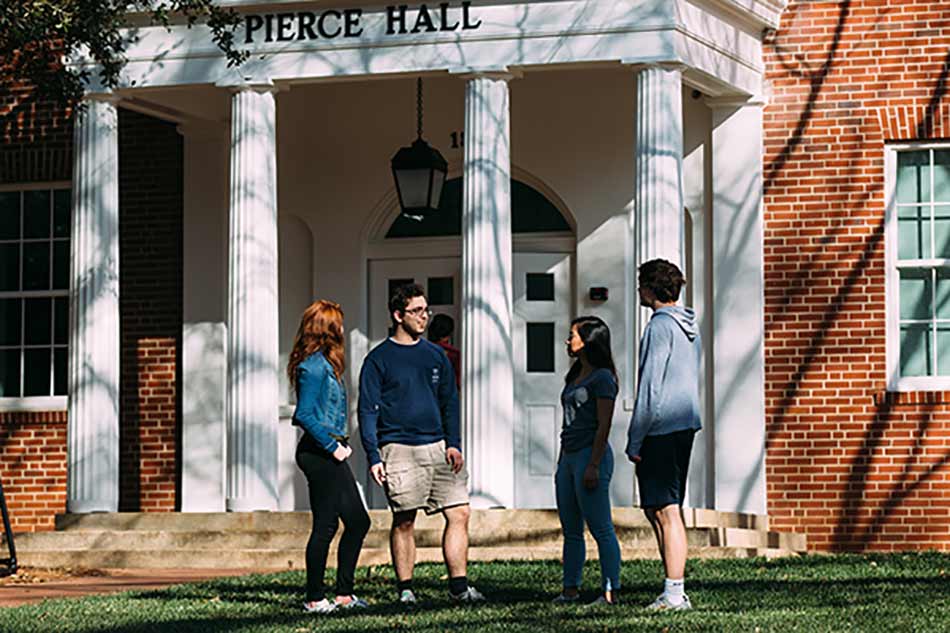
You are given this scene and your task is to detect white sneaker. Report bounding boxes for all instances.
[303,598,336,614]
[398,589,417,605]
[646,593,692,611]
[335,595,369,610]
[450,585,486,602]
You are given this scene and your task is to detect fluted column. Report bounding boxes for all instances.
[460,72,514,508]
[634,64,685,271]
[226,82,279,511]
[67,95,121,513]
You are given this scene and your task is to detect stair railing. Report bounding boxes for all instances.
[0,477,17,577]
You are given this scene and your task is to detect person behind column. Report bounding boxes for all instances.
[552,316,622,606]
[427,313,461,390]
[288,300,371,614]
[625,259,702,611]
[359,283,484,605]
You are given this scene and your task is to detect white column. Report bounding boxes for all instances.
[67,95,121,513]
[460,72,514,509]
[709,99,766,515]
[225,83,280,511]
[634,64,685,271]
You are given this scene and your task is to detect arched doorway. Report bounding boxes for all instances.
[364,175,576,509]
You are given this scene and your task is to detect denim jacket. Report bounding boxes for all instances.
[292,351,348,453]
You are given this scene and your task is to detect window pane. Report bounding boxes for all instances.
[23,190,51,239]
[0,349,20,397]
[900,323,932,377]
[934,150,950,203]
[22,242,50,290]
[54,297,68,345]
[0,243,19,291]
[0,298,21,346]
[897,150,930,204]
[935,205,950,258]
[526,322,555,373]
[25,297,52,345]
[54,347,68,395]
[53,240,69,290]
[428,277,454,306]
[897,206,930,259]
[899,269,932,320]
[53,189,71,238]
[23,348,50,396]
[0,191,19,240]
[526,273,555,301]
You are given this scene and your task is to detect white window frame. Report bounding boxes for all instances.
[885,142,950,391]
[0,181,70,412]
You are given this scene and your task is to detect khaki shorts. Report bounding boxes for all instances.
[380,440,469,515]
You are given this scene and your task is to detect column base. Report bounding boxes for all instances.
[66,499,118,514]
[468,492,509,510]
[226,496,278,512]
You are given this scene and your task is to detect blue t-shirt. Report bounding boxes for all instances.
[560,368,619,452]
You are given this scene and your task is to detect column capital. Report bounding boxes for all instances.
[80,91,122,105]
[450,66,522,81]
[216,76,281,94]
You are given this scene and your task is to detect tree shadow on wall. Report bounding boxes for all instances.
[764,0,950,551]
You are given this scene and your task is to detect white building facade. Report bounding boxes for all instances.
[64,0,783,516]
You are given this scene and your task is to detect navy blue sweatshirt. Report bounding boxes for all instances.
[358,337,461,466]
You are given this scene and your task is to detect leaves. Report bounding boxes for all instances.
[0,0,247,112]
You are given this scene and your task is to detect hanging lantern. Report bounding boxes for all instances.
[391,78,448,218]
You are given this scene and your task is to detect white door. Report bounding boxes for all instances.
[364,257,460,507]
[512,252,573,508]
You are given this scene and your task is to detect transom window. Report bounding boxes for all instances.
[888,145,950,388]
[386,177,571,239]
[0,187,71,398]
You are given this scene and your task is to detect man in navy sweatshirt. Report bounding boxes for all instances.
[359,283,483,605]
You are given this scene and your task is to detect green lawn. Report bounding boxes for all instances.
[2,553,948,632]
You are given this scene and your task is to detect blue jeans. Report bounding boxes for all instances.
[555,445,621,592]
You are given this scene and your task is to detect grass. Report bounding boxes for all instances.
[1,553,948,632]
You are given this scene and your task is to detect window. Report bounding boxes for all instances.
[0,187,70,399]
[887,145,950,389]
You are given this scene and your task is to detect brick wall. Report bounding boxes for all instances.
[0,412,67,532]
[0,70,71,184]
[118,109,183,513]
[0,100,183,529]
[763,0,950,551]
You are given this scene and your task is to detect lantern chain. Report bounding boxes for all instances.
[417,77,423,139]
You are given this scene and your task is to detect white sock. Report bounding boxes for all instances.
[664,578,685,605]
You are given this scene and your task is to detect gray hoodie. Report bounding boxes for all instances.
[625,306,703,458]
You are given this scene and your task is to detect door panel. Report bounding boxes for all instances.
[513,252,573,508]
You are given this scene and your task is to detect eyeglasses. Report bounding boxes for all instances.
[404,306,432,318]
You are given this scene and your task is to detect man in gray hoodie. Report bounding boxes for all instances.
[626,258,702,611]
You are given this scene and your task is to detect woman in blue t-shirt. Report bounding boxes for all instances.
[553,316,622,606]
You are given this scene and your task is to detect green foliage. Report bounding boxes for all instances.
[0,1,247,109]
[1,553,949,632]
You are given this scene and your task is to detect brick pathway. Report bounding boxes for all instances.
[0,568,270,608]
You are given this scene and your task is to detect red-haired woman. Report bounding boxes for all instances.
[288,300,371,614]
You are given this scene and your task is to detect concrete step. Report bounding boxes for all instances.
[16,544,802,570]
[52,508,770,533]
[13,524,804,553]
[8,509,804,569]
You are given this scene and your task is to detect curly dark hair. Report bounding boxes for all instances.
[638,259,685,303]
[389,283,427,324]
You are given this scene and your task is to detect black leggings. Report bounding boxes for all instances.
[296,437,371,602]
